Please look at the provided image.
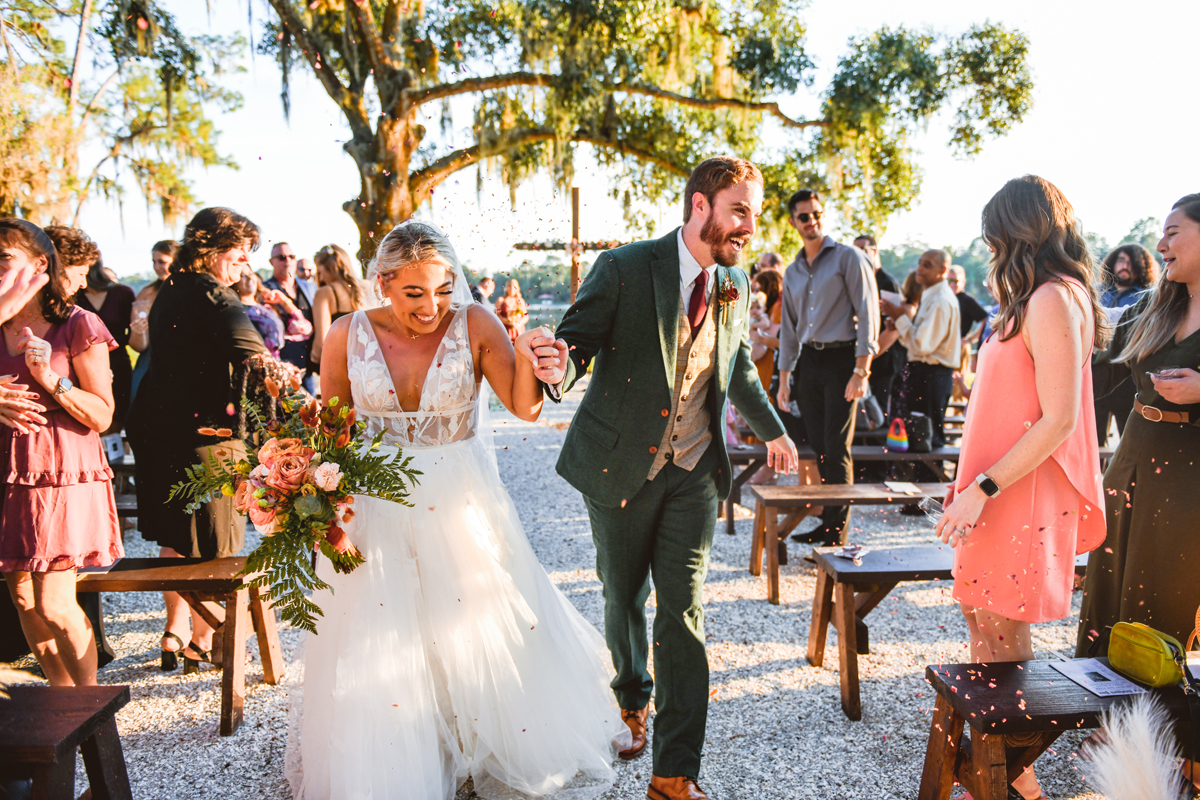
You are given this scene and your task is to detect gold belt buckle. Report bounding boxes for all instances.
[1141,404,1165,422]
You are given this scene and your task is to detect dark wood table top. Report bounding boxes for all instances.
[108,453,135,474]
[748,482,949,507]
[813,545,1089,583]
[728,445,962,463]
[76,557,248,593]
[925,658,1189,735]
[0,685,130,764]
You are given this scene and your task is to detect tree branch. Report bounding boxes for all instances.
[346,0,392,76]
[407,71,555,108]
[78,58,130,131]
[611,83,830,130]
[407,71,828,130]
[67,0,92,113]
[407,127,691,204]
[266,0,371,138]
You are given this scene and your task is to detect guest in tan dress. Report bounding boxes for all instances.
[0,220,119,688]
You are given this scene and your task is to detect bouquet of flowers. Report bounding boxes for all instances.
[169,374,420,632]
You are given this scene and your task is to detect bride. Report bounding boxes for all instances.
[288,221,630,800]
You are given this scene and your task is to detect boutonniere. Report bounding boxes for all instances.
[717,276,739,325]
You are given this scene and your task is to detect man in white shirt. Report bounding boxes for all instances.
[880,249,961,448]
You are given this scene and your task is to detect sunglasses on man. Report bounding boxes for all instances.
[793,211,822,223]
[272,253,297,261]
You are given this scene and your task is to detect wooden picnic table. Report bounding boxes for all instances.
[808,545,1090,721]
[0,684,133,799]
[748,482,950,604]
[918,658,1190,799]
[76,557,283,735]
[723,445,961,535]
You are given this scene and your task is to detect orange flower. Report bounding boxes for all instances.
[215,428,233,438]
[325,523,351,553]
[233,479,253,513]
[264,377,280,398]
[334,429,352,448]
[299,398,320,428]
[197,427,218,436]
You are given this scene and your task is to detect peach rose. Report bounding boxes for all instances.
[233,480,253,513]
[266,452,312,494]
[258,437,315,470]
[247,500,277,530]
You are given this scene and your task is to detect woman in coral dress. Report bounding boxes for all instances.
[936,177,1106,800]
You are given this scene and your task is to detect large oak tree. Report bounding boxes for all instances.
[260,0,1033,260]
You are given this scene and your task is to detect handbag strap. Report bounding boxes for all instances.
[1170,644,1200,782]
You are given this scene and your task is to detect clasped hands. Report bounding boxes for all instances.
[515,327,570,385]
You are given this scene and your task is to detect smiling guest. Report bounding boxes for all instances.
[0,220,120,689]
[777,189,880,545]
[126,208,267,673]
[1077,198,1200,795]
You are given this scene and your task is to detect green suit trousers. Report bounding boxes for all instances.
[584,444,718,780]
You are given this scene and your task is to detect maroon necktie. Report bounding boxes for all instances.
[688,269,709,338]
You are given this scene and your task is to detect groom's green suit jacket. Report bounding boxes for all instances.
[548,228,786,509]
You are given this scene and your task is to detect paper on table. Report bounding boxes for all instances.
[1048,658,1147,697]
[884,481,922,495]
[881,291,904,307]
[77,558,122,575]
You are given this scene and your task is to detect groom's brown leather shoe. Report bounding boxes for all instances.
[647,776,710,800]
[618,707,649,760]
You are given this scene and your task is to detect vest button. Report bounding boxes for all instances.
[661,409,669,417]
[681,395,687,401]
[649,446,658,454]
[672,435,678,442]
[676,415,682,422]
[685,374,692,380]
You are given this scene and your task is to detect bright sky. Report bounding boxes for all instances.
[76,0,1200,278]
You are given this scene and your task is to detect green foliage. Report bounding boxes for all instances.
[0,0,244,225]
[252,1,1033,257]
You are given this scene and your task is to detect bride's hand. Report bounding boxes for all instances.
[516,327,568,385]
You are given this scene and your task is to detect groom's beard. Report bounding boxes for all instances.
[700,214,748,267]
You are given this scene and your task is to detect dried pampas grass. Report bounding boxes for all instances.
[1086,694,1187,800]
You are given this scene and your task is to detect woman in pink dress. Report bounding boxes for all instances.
[0,220,120,687]
[935,177,1107,800]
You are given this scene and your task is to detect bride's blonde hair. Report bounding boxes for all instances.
[367,221,460,300]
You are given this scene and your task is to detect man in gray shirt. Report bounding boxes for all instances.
[777,189,879,544]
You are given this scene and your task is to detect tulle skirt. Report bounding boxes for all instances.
[287,437,630,800]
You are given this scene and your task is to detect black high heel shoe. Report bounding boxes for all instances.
[181,641,214,675]
[160,632,185,672]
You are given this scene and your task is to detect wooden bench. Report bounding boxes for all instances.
[76,557,284,736]
[723,446,961,535]
[114,493,136,518]
[918,658,1189,800]
[747,482,949,604]
[807,545,1090,721]
[0,685,133,800]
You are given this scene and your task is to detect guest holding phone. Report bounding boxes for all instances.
[1076,195,1200,730]
[936,176,1107,800]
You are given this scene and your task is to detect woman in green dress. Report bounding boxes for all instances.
[1077,194,1200,786]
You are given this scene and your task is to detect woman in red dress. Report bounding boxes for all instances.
[936,177,1107,800]
[494,278,528,343]
[0,220,119,687]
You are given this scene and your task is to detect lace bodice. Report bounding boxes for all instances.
[346,308,478,448]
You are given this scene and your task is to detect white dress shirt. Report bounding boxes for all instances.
[677,228,716,307]
[894,278,961,368]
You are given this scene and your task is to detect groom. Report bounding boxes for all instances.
[524,156,797,800]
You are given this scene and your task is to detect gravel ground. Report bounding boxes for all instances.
[10,377,1106,799]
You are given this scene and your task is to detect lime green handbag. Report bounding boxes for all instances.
[1108,621,1187,688]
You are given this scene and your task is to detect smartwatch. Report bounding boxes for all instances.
[975,473,1000,498]
[53,376,73,396]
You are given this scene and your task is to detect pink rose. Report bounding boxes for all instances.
[247,501,277,530]
[233,480,253,513]
[258,437,314,470]
[265,452,312,494]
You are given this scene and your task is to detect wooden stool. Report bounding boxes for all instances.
[77,557,284,735]
[917,659,1188,800]
[808,546,1091,721]
[0,685,132,800]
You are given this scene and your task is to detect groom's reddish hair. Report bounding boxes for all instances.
[682,156,764,223]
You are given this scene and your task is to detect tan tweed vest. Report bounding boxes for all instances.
[647,292,718,480]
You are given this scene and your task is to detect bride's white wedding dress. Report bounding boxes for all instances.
[287,307,630,800]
